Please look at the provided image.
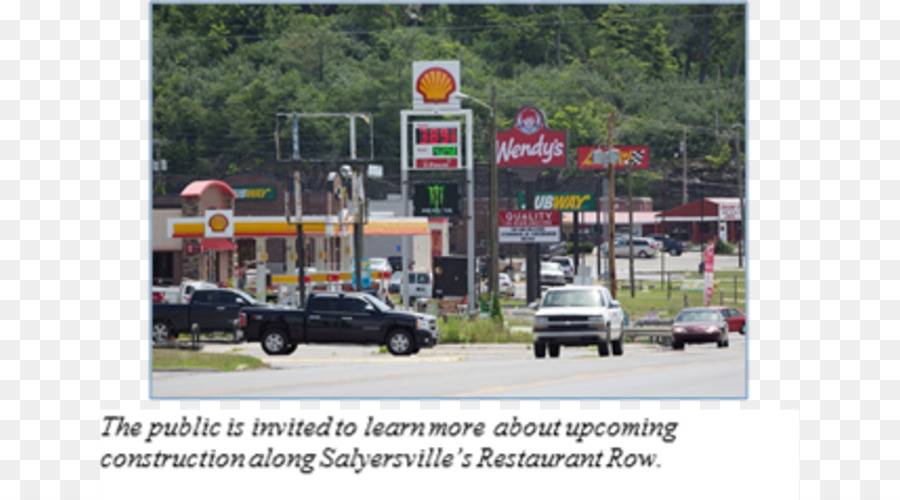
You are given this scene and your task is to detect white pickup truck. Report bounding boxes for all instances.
[530,285,625,359]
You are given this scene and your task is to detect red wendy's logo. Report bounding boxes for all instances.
[514,107,544,135]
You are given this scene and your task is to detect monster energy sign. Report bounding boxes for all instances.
[413,182,461,216]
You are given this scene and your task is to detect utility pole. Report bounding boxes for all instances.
[627,154,635,298]
[488,85,499,300]
[733,123,744,268]
[607,113,617,299]
[294,171,305,308]
[682,126,688,205]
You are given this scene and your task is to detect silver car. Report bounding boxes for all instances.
[601,238,659,258]
[539,261,566,287]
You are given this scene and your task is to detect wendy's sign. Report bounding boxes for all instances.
[496,107,567,168]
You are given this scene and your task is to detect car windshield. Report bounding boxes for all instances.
[676,310,720,323]
[541,289,606,308]
[541,262,561,272]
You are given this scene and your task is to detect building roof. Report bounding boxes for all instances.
[563,211,659,225]
[655,198,742,221]
[180,180,237,199]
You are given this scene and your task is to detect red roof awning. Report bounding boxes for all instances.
[200,238,237,252]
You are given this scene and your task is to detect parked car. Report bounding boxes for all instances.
[671,307,730,350]
[152,288,261,344]
[549,256,575,282]
[713,306,746,335]
[499,273,513,296]
[648,234,686,256]
[601,237,659,258]
[540,242,568,260]
[482,273,515,296]
[240,292,439,356]
[539,261,566,287]
[388,271,433,300]
[530,285,625,358]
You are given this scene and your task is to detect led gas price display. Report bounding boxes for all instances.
[413,121,461,169]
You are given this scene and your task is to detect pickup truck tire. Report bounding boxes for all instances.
[548,343,560,358]
[611,337,624,356]
[533,342,546,359]
[598,341,610,357]
[152,320,175,343]
[669,248,681,256]
[261,327,291,355]
[386,329,415,356]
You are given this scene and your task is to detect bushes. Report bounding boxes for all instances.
[714,240,735,255]
[438,316,531,344]
[566,241,595,254]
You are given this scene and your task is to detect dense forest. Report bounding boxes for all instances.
[152,3,745,205]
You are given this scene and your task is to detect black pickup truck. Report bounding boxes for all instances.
[240,292,439,356]
[152,288,260,344]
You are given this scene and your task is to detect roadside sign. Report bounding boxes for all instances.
[496,107,567,168]
[498,210,561,243]
[577,145,649,170]
[517,192,595,211]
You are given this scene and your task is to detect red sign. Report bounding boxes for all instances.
[499,210,560,228]
[577,145,650,170]
[496,107,567,168]
[185,242,197,257]
[703,242,715,306]
[415,157,459,169]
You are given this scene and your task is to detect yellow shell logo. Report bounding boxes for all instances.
[416,67,456,103]
[208,213,229,233]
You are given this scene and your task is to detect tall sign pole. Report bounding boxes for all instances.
[607,113,617,299]
[294,171,305,308]
[488,85,499,301]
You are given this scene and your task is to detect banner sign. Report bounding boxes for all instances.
[413,183,461,217]
[496,107,567,168]
[498,210,561,243]
[233,186,276,201]
[577,145,650,170]
[718,201,741,221]
[517,192,595,211]
[703,242,716,306]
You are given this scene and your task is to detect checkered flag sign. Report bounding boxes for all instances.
[627,148,644,166]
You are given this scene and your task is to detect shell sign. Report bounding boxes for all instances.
[412,61,460,111]
[204,209,234,238]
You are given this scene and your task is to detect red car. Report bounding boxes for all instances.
[671,307,730,350]
[713,306,746,335]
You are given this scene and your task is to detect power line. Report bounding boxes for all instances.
[152,7,744,42]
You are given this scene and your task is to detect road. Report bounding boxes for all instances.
[152,331,745,399]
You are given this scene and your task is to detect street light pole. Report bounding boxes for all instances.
[455,90,498,299]
[733,123,744,268]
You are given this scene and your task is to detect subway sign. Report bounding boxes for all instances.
[517,192,595,212]
[234,186,276,201]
